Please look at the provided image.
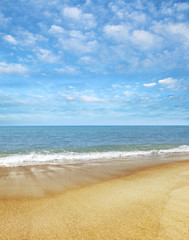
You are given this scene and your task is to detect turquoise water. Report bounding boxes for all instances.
[0,126,189,166]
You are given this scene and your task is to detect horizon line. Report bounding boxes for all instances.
[0,124,189,127]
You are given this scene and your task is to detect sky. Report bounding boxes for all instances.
[0,0,189,125]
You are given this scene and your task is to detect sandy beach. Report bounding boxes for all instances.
[0,160,189,240]
[1,0,189,237]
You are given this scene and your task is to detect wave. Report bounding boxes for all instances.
[0,145,189,167]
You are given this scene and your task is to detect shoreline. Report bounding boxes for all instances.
[0,160,189,239]
[1,154,189,198]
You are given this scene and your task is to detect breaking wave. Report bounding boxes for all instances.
[0,145,189,167]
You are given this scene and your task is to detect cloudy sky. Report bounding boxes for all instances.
[0,0,189,125]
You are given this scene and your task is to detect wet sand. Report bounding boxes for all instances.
[0,160,189,240]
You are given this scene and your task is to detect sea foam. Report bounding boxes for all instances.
[0,145,189,167]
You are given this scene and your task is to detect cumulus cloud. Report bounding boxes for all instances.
[103,24,129,42]
[63,7,81,20]
[62,7,96,29]
[50,26,97,55]
[152,22,189,46]
[69,30,86,41]
[126,11,146,23]
[36,48,60,63]
[158,77,177,88]
[0,62,28,75]
[48,25,65,34]
[131,30,159,50]
[143,83,157,87]
[167,23,189,42]
[59,37,97,54]
[16,29,47,46]
[104,25,159,50]
[3,35,17,45]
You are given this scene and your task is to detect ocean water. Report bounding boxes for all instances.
[0,126,189,167]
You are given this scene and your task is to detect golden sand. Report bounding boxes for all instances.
[0,160,189,240]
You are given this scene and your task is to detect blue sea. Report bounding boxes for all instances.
[0,126,189,167]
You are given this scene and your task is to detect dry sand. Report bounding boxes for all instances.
[0,160,189,240]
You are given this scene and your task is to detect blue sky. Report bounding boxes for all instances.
[0,0,189,125]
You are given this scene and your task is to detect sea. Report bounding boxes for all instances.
[0,126,189,167]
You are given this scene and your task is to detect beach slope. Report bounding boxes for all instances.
[0,160,189,240]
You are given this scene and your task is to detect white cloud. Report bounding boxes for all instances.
[36,49,60,63]
[16,29,47,46]
[59,37,97,54]
[56,27,97,54]
[69,30,86,41]
[79,96,105,103]
[143,83,157,87]
[48,25,64,34]
[152,22,189,46]
[108,3,124,19]
[104,25,129,42]
[127,11,146,23]
[56,66,79,74]
[62,7,96,29]
[174,2,189,12]
[63,7,81,20]
[131,30,158,50]
[3,35,17,45]
[0,62,28,75]
[104,25,159,50]
[55,27,98,55]
[109,1,148,23]
[63,94,105,103]
[158,77,177,88]
[66,96,75,101]
[79,56,93,64]
[167,23,189,42]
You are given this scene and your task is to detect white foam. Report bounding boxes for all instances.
[0,145,189,167]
